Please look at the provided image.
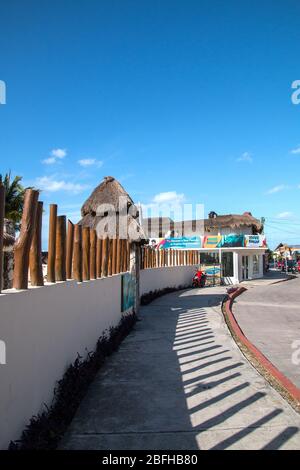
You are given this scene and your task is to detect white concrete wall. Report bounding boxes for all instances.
[140,265,198,295]
[0,276,123,449]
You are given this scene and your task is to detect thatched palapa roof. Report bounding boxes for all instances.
[203,212,263,233]
[143,212,263,238]
[79,176,146,243]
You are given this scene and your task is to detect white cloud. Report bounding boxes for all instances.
[42,148,67,165]
[153,191,185,204]
[237,151,253,163]
[276,211,294,219]
[42,157,56,165]
[78,158,103,168]
[51,148,67,159]
[35,176,89,193]
[141,191,186,219]
[266,184,287,194]
[291,146,300,155]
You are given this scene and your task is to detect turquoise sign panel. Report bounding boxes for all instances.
[158,236,201,249]
[121,273,135,312]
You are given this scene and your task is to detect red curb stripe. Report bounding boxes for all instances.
[224,288,300,404]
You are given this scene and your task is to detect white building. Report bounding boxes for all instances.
[142,211,267,285]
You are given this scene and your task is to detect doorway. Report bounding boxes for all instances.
[242,255,249,280]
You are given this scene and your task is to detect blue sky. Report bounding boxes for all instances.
[0,0,300,248]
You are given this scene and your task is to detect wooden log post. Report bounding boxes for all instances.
[47,204,57,282]
[0,183,5,292]
[116,238,121,274]
[108,238,113,275]
[66,220,74,279]
[96,237,102,278]
[29,201,44,286]
[82,227,90,281]
[125,239,129,271]
[124,240,128,272]
[73,224,82,282]
[102,237,108,277]
[13,189,39,290]
[119,239,124,272]
[112,238,117,275]
[140,246,144,270]
[90,229,97,280]
[127,241,130,271]
[55,215,67,281]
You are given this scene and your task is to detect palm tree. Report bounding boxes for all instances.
[0,172,26,230]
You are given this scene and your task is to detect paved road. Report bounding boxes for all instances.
[61,288,300,450]
[234,276,300,388]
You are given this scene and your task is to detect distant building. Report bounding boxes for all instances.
[142,212,266,284]
[273,243,300,258]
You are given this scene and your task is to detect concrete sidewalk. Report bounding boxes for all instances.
[233,276,300,388]
[61,288,300,450]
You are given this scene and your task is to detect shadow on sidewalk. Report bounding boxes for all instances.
[61,289,299,450]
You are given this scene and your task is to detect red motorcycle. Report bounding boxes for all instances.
[192,269,207,288]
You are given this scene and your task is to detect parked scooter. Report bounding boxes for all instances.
[192,269,207,288]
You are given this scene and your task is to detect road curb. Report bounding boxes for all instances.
[223,287,300,411]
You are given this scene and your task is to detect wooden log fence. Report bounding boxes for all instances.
[0,189,204,292]
[140,246,201,270]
